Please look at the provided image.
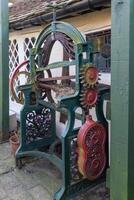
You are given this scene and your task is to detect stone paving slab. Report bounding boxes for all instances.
[29,185,51,200]
[0,143,110,200]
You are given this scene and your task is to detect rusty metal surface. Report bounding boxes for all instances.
[37,75,75,82]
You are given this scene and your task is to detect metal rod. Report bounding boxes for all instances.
[37,75,75,82]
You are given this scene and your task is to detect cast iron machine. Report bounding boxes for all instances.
[10,1,110,199]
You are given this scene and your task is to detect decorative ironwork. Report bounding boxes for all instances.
[26,108,52,144]
[70,137,82,182]
[77,116,106,181]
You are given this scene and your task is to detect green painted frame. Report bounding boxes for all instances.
[0,0,9,141]
[16,21,109,199]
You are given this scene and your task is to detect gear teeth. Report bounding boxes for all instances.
[81,102,86,106]
[94,84,98,88]
[79,65,99,109]
[80,68,84,72]
[83,83,88,87]
[79,71,85,75]
[80,76,84,80]
[80,93,84,97]
[80,98,84,102]
[82,104,87,108]
[80,80,85,84]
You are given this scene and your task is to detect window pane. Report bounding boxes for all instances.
[86,30,111,73]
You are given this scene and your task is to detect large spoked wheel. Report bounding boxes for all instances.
[10,60,54,104]
[10,60,30,104]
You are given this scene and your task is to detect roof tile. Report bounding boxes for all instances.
[9,0,80,23]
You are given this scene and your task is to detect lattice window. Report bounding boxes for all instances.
[86,30,111,73]
[24,37,36,60]
[9,39,19,78]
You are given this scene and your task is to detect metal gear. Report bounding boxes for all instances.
[80,88,98,108]
[80,64,99,87]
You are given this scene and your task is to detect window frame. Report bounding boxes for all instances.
[86,29,111,73]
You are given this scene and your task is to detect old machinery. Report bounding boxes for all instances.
[77,115,106,181]
[10,1,110,199]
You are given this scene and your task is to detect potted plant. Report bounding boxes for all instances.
[9,131,20,156]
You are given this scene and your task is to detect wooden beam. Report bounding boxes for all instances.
[111,0,134,199]
[0,0,9,141]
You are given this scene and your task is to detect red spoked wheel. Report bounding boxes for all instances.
[77,115,106,181]
[10,60,30,104]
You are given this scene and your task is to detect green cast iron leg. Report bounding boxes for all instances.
[0,0,9,141]
[111,0,134,199]
[54,109,75,200]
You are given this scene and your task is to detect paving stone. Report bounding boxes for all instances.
[0,172,21,191]
[13,169,39,190]
[32,170,61,195]
[0,144,15,176]
[8,191,33,200]
[7,184,28,195]
[0,186,8,200]
[74,183,109,200]
[0,143,110,200]
[0,159,15,175]
[0,143,11,160]
[29,185,51,200]
[1,198,11,200]
[23,159,62,195]
[25,158,61,179]
[5,185,31,200]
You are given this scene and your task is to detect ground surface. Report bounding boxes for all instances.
[0,143,110,200]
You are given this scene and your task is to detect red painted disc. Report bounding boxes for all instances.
[84,89,98,106]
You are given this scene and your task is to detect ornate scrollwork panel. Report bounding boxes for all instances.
[25,108,52,144]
